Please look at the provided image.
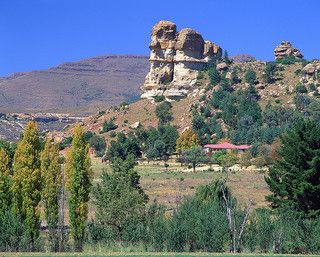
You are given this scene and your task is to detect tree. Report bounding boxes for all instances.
[231,69,241,84]
[65,124,92,251]
[0,139,16,170]
[265,119,320,218]
[182,146,208,172]
[176,129,200,153]
[100,119,118,133]
[155,101,173,125]
[295,83,308,94]
[263,62,277,83]
[223,50,231,65]
[92,156,147,238]
[41,138,61,251]
[88,134,106,157]
[216,152,238,172]
[12,121,42,251]
[208,65,221,85]
[157,125,179,155]
[244,69,257,85]
[106,132,141,161]
[0,148,12,213]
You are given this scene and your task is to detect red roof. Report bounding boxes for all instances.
[204,142,251,150]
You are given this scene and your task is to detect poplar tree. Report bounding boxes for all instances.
[176,129,200,154]
[0,148,12,213]
[12,121,42,251]
[41,138,61,251]
[65,124,92,251]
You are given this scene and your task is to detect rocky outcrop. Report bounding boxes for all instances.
[141,21,221,100]
[274,41,303,60]
[303,61,320,75]
[301,61,320,86]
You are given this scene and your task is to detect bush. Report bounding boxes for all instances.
[153,95,165,103]
[110,131,117,138]
[100,119,118,133]
[276,56,298,65]
[89,134,106,157]
[155,101,173,125]
[263,62,277,83]
[59,136,72,150]
[245,69,257,85]
[295,83,308,94]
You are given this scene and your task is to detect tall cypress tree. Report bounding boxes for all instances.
[0,148,12,213]
[41,138,61,251]
[12,121,42,251]
[65,124,92,251]
[265,119,320,217]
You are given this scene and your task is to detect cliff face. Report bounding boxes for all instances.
[141,21,221,100]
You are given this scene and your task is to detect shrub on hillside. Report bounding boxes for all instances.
[295,83,308,94]
[100,119,118,133]
[244,69,257,85]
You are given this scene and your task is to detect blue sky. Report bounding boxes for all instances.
[1,0,319,76]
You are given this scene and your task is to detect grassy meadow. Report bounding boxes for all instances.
[91,157,269,210]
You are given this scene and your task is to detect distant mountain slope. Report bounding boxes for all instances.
[0,55,149,114]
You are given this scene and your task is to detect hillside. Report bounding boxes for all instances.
[0,55,149,114]
[57,22,320,146]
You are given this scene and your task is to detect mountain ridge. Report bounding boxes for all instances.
[0,54,149,114]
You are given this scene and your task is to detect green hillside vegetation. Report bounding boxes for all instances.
[0,117,320,254]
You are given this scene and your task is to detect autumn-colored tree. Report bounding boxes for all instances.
[65,124,92,251]
[0,148,12,213]
[176,129,200,153]
[12,121,42,251]
[41,138,61,251]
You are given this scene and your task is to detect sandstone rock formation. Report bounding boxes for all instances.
[274,41,303,60]
[141,21,221,100]
[303,61,320,75]
[301,60,320,85]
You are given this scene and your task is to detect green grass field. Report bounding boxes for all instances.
[2,253,320,257]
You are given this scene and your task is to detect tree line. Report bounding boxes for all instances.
[0,122,91,252]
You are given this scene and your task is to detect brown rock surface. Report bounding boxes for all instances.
[141,20,221,100]
[274,41,303,60]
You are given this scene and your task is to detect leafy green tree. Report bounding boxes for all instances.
[157,125,179,155]
[12,121,42,251]
[93,156,147,238]
[244,69,257,85]
[65,124,92,251]
[106,132,141,161]
[168,180,230,252]
[216,152,238,171]
[265,119,320,217]
[88,134,106,157]
[176,128,200,153]
[41,138,61,251]
[155,101,173,125]
[182,146,208,172]
[100,119,118,133]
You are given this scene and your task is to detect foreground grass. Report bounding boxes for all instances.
[2,253,320,257]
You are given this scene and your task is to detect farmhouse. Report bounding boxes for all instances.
[204,142,251,154]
